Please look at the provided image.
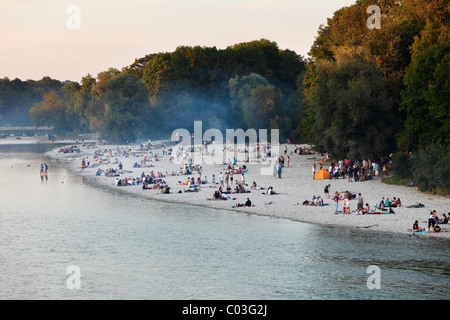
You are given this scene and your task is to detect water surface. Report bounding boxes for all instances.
[0,144,448,299]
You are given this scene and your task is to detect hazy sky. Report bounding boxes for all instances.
[0,0,356,82]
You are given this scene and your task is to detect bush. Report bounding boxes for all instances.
[390,152,413,179]
[412,144,450,194]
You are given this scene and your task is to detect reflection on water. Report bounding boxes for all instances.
[0,144,449,299]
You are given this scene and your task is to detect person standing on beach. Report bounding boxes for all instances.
[374,162,379,176]
[219,172,224,188]
[225,171,230,189]
[324,184,330,199]
[334,197,339,214]
[343,198,349,214]
[356,193,364,215]
[277,163,282,178]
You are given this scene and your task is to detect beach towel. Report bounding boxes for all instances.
[406,203,425,208]
[408,229,428,234]
[364,210,392,214]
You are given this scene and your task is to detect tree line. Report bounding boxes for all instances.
[299,0,449,194]
[19,39,305,143]
[0,0,448,193]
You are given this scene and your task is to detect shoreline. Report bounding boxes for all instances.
[45,141,450,239]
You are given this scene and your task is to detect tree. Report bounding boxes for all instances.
[400,20,450,150]
[308,48,396,160]
[228,73,269,129]
[102,73,151,143]
[29,90,71,135]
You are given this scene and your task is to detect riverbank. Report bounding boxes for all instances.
[46,141,450,238]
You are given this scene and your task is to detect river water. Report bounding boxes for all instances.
[0,144,448,300]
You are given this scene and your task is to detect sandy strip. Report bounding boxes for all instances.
[46,141,450,239]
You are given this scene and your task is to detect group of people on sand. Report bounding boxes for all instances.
[413,210,449,233]
[211,187,234,200]
[332,191,369,215]
[58,145,80,153]
[217,169,248,190]
[142,178,170,193]
[40,163,48,179]
[96,168,120,177]
[115,177,142,187]
[80,157,89,172]
[312,158,384,182]
[303,195,324,206]
[377,197,402,208]
[293,145,314,155]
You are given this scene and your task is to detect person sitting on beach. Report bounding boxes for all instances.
[413,220,424,232]
[384,198,391,207]
[161,185,170,194]
[428,211,438,231]
[315,196,324,206]
[266,186,276,195]
[439,213,448,224]
[212,190,221,200]
[378,197,385,209]
[363,203,370,213]
[235,198,252,207]
[333,191,340,201]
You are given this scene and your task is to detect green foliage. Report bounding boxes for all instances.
[411,144,450,194]
[102,73,150,143]
[28,90,72,135]
[400,21,450,150]
[301,0,449,194]
[0,77,64,126]
[390,152,412,179]
[381,176,412,187]
[138,39,305,140]
[307,49,396,160]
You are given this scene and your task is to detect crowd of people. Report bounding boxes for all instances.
[62,140,449,236]
[312,159,378,182]
[413,210,449,233]
[58,145,80,153]
[302,195,325,206]
[376,197,402,209]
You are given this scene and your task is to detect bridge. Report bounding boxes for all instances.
[0,126,53,136]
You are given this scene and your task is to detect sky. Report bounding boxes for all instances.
[0,0,357,82]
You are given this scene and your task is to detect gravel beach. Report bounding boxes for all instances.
[46,141,450,239]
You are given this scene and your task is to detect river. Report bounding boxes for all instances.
[0,144,448,300]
